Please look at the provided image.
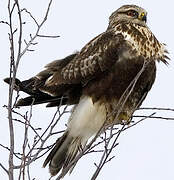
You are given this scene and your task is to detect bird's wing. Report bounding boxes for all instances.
[43,30,124,90]
[3,53,79,107]
[4,31,125,107]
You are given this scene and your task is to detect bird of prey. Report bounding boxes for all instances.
[4,4,169,177]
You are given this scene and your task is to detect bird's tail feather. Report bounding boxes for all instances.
[15,95,68,107]
[4,77,68,107]
[4,77,36,95]
[43,131,86,177]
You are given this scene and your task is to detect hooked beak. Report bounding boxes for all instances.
[139,12,147,23]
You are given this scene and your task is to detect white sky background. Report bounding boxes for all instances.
[0,0,174,179]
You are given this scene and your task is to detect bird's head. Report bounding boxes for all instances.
[108,5,147,28]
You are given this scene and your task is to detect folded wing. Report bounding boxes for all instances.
[4,30,124,107]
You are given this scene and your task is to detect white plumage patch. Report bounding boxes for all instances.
[68,96,106,141]
[45,75,53,84]
[115,24,168,60]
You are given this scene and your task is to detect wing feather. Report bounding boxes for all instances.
[45,31,124,87]
[4,31,124,106]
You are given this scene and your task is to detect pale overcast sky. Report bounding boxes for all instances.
[0,0,174,180]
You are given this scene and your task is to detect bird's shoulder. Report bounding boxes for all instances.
[59,30,125,83]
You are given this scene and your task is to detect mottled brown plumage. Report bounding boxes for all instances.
[4,4,169,178]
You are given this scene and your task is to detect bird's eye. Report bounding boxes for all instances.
[127,10,138,17]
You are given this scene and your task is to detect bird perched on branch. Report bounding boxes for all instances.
[4,4,169,178]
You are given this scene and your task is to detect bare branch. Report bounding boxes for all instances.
[14,0,23,72]
[37,34,60,38]
[21,8,39,27]
[19,0,57,58]
[0,21,10,26]
[139,107,174,112]
[90,125,125,180]
[12,118,42,139]
[0,163,9,176]
[0,143,23,160]
[133,115,174,121]
[4,0,58,179]
[7,0,17,178]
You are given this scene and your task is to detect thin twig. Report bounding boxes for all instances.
[0,21,10,26]
[21,8,39,26]
[37,34,60,38]
[139,107,174,112]
[5,0,57,179]
[0,163,9,176]
[90,125,125,180]
[20,0,57,58]
[133,115,174,121]
[7,0,17,178]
